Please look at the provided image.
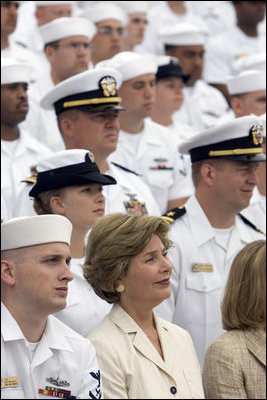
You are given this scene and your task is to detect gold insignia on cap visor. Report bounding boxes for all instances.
[100,76,117,97]
[63,97,122,108]
[251,122,264,146]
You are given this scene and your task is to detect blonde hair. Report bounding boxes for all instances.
[33,188,66,215]
[83,213,173,303]
[222,240,266,330]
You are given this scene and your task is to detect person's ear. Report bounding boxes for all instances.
[1,259,16,286]
[49,196,66,215]
[200,163,216,187]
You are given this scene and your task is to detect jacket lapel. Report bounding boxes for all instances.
[244,328,266,366]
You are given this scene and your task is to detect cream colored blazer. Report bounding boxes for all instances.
[89,303,204,399]
[203,328,266,399]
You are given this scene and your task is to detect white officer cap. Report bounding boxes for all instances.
[234,52,266,73]
[40,68,123,114]
[226,70,266,95]
[96,51,158,82]
[115,1,148,14]
[159,22,208,46]
[1,57,33,85]
[1,215,72,251]
[28,149,116,197]
[35,1,74,6]
[178,115,266,163]
[79,3,127,26]
[39,17,96,44]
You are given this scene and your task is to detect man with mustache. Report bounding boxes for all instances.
[1,57,51,221]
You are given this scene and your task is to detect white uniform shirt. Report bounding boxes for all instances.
[173,80,231,130]
[54,257,112,337]
[104,161,161,216]
[204,25,266,85]
[242,186,266,233]
[1,129,52,220]
[11,160,161,219]
[109,118,193,214]
[1,302,103,399]
[155,195,265,368]
[21,73,65,152]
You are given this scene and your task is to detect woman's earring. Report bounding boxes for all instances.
[116,284,125,293]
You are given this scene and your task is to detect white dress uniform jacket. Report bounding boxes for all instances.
[155,195,265,368]
[89,303,204,399]
[242,186,266,233]
[11,160,161,219]
[204,25,266,85]
[54,257,112,337]
[109,118,193,214]
[172,80,231,130]
[1,303,103,399]
[1,129,52,221]
[21,73,66,152]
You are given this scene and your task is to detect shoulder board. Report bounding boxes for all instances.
[111,162,142,176]
[162,206,186,223]
[21,175,37,185]
[238,213,266,236]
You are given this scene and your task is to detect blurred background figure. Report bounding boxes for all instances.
[160,22,231,130]
[117,1,148,52]
[78,2,127,67]
[1,1,42,82]
[140,1,207,55]
[21,16,95,152]
[1,57,51,221]
[204,0,266,104]
[84,213,204,399]
[203,240,266,399]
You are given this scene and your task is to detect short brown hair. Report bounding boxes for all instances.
[83,213,173,304]
[222,240,266,330]
[33,188,66,215]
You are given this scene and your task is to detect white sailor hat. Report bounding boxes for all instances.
[1,215,72,251]
[159,22,208,46]
[178,115,266,163]
[79,2,127,26]
[115,1,148,14]
[39,17,96,45]
[1,57,33,85]
[234,52,266,73]
[96,51,158,82]
[35,1,74,6]
[28,149,116,197]
[40,68,123,115]
[227,70,266,95]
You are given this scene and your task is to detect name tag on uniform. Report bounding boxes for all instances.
[1,376,20,389]
[192,263,213,272]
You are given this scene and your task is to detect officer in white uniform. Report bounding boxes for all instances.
[1,214,103,399]
[159,22,231,131]
[1,58,51,221]
[155,115,266,368]
[96,51,193,214]
[21,16,96,152]
[33,67,161,217]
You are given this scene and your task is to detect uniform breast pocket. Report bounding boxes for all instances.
[147,170,174,188]
[186,272,222,293]
[185,272,223,324]
[1,387,26,399]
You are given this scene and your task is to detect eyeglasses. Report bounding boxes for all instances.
[97,27,125,37]
[57,42,91,51]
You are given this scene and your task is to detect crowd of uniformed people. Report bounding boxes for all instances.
[1,1,266,399]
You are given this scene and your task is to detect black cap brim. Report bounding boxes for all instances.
[29,173,117,198]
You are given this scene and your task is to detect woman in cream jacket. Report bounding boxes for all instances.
[84,213,204,399]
